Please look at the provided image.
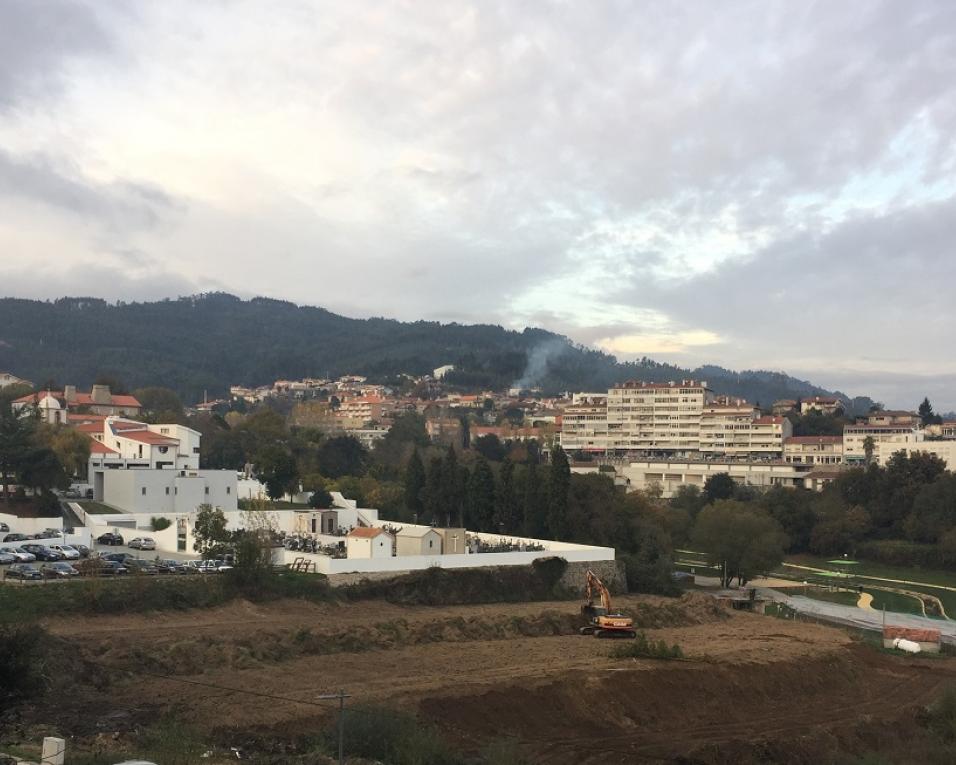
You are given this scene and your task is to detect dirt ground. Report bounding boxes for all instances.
[37,593,956,763]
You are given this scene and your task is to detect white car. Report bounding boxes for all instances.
[128,537,157,551]
[49,544,81,560]
[0,546,35,563]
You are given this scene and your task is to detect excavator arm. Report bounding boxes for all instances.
[584,569,613,613]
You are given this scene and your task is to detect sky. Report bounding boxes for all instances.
[2,1,956,409]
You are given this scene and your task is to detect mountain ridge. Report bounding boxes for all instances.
[0,293,872,410]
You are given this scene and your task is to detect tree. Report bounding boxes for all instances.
[547,446,571,539]
[440,446,464,526]
[473,434,506,462]
[670,484,707,520]
[904,473,956,543]
[759,486,816,553]
[422,456,443,524]
[691,501,788,587]
[919,397,943,426]
[193,504,230,556]
[520,462,548,538]
[0,412,32,502]
[309,488,334,509]
[703,472,736,504]
[317,436,368,478]
[41,426,91,479]
[134,386,186,423]
[862,436,875,465]
[403,449,426,517]
[19,447,68,495]
[494,457,520,533]
[465,455,496,532]
[255,446,299,501]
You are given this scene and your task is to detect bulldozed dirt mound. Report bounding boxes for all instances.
[31,593,956,763]
[422,644,956,764]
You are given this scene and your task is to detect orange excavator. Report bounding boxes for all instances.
[579,569,636,638]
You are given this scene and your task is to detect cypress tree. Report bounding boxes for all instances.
[547,446,571,540]
[403,449,426,518]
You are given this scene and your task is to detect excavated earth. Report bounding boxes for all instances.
[35,592,956,763]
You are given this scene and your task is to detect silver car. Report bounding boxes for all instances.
[0,546,34,562]
[129,537,157,551]
[50,544,81,560]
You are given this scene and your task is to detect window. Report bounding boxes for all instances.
[428,539,434,548]
[226,486,231,494]
[141,487,146,495]
[204,487,209,495]
[165,487,170,495]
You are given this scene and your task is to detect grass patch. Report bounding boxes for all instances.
[784,554,956,589]
[77,501,121,515]
[609,631,684,660]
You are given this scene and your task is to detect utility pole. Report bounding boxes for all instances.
[318,689,351,765]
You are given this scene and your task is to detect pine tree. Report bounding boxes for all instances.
[423,455,443,524]
[547,446,571,539]
[440,446,464,526]
[495,457,519,533]
[466,455,496,532]
[403,449,425,518]
[521,462,548,538]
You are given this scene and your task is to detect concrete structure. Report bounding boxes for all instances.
[843,424,923,464]
[699,403,791,457]
[436,527,467,554]
[395,526,443,556]
[97,468,238,515]
[283,527,615,576]
[600,458,816,497]
[783,436,844,465]
[346,527,394,559]
[81,418,200,477]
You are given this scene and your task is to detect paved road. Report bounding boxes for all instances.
[761,588,956,644]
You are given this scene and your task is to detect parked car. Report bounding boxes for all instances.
[3,533,28,543]
[0,546,35,563]
[63,489,81,498]
[74,544,91,558]
[50,544,81,560]
[21,544,63,561]
[76,558,128,577]
[195,560,222,574]
[97,532,125,546]
[157,559,192,574]
[128,537,157,551]
[5,563,42,580]
[125,559,159,575]
[0,551,16,565]
[40,562,79,579]
[100,552,135,563]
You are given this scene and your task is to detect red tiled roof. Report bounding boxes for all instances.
[74,422,103,434]
[14,390,140,408]
[120,431,179,445]
[347,527,387,538]
[89,440,119,455]
[883,626,940,643]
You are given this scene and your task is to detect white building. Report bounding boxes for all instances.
[395,526,443,556]
[98,468,238,515]
[82,418,200,478]
[558,393,610,452]
[843,424,923,464]
[606,379,713,453]
[346,527,394,559]
[784,436,845,465]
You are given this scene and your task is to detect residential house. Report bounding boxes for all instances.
[0,372,31,390]
[800,396,843,415]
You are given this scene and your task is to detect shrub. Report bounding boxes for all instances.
[927,686,956,743]
[0,624,48,702]
[322,705,461,765]
[609,631,684,660]
[151,516,172,531]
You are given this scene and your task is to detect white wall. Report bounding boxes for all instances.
[0,513,62,536]
[100,469,238,515]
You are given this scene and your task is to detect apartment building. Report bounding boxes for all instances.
[336,395,389,424]
[783,436,844,465]
[606,380,713,453]
[557,393,610,452]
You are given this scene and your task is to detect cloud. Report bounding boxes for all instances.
[0,1,955,407]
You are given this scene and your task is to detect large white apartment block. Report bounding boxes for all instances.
[558,393,610,452]
[698,399,792,457]
[605,380,713,453]
[783,436,845,465]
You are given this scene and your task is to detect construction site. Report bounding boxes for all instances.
[7,572,956,765]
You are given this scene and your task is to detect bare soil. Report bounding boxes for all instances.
[35,592,956,763]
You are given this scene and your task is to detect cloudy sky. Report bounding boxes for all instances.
[2,1,955,408]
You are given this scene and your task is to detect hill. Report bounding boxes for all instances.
[0,294,870,409]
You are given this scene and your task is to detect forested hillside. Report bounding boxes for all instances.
[0,294,869,408]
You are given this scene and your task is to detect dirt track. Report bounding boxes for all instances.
[43,593,956,763]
